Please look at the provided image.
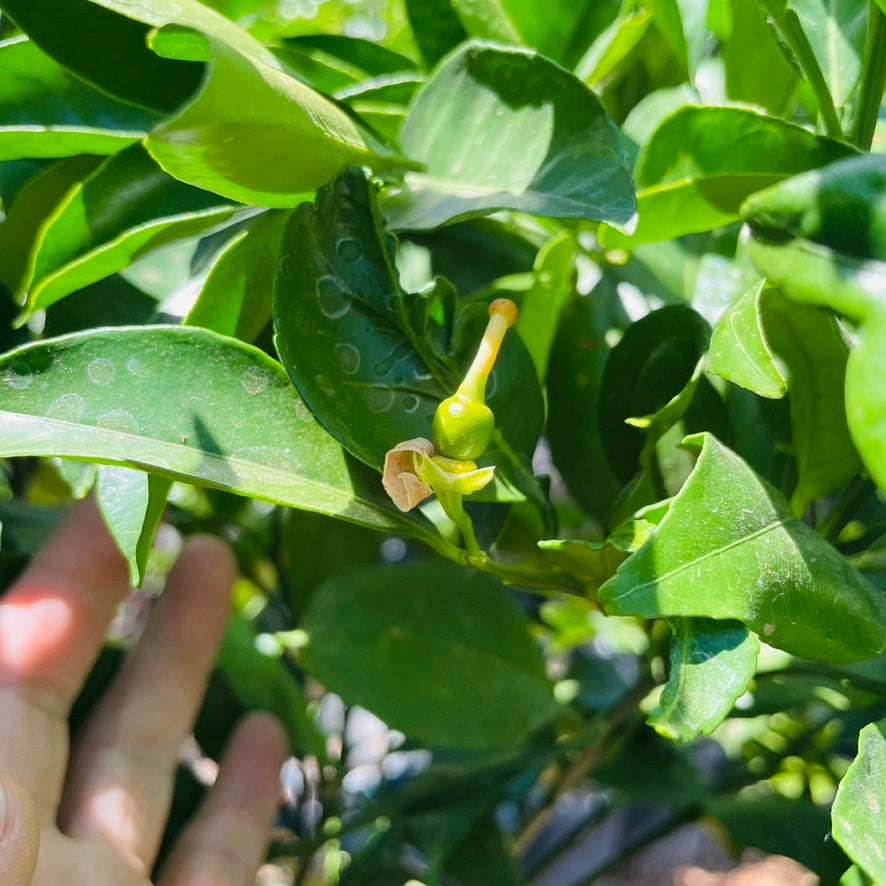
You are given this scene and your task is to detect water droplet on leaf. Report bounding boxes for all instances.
[316,276,351,319]
[336,238,362,262]
[334,343,361,375]
[87,358,116,386]
[365,387,395,413]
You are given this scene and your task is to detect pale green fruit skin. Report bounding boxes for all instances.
[432,394,494,460]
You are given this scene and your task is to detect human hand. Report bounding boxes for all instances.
[0,500,288,885]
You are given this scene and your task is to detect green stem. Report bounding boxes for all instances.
[761,1,843,139]
[852,1,886,150]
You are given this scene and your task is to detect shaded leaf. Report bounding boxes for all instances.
[384,42,637,233]
[599,433,886,663]
[274,169,545,511]
[9,144,252,316]
[0,0,202,112]
[301,562,561,748]
[0,35,159,161]
[649,618,759,742]
[0,326,447,549]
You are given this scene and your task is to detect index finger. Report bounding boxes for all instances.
[0,499,129,811]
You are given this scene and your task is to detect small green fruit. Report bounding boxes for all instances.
[432,394,494,460]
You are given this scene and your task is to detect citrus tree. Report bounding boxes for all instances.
[1,0,886,882]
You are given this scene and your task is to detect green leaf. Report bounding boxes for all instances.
[186,212,285,341]
[217,614,322,755]
[722,0,800,113]
[599,106,855,248]
[0,326,446,548]
[8,144,251,316]
[95,466,168,586]
[788,0,867,120]
[708,281,861,511]
[599,433,886,663]
[707,280,789,399]
[0,35,159,161]
[598,304,711,485]
[575,9,652,86]
[403,0,468,68]
[0,0,202,112]
[545,277,625,520]
[0,155,105,299]
[450,0,597,63]
[649,618,760,742]
[273,169,545,505]
[383,42,637,233]
[644,0,708,78]
[514,231,575,382]
[760,288,860,513]
[145,29,408,207]
[832,720,886,885]
[300,562,561,748]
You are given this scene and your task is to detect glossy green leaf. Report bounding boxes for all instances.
[0,155,104,298]
[789,0,867,120]
[450,0,596,62]
[10,144,251,315]
[644,0,708,78]
[0,326,447,549]
[95,466,168,586]
[599,433,886,663]
[709,281,861,511]
[0,35,159,161]
[761,289,860,513]
[599,305,711,485]
[383,42,637,233]
[545,278,625,520]
[403,0,468,68]
[273,169,545,507]
[832,720,886,885]
[0,0,202,112]
[514,231,575,382]
[707,280,788,399]
[301,562,561,748]
[574,9,652,86]
[741,157,886,495]
[146,29,408,207]
[649,618,760,742]
[186,212,286,341]
[722,0,799,114]
[599,106,854,248]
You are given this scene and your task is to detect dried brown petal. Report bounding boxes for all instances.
[382,437,435,512]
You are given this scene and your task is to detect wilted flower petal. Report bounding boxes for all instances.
[382,437,435,511]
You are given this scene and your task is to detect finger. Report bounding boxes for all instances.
[158,712,288,886]
[58,536,236,875]
[0,774,40,886]
[0,499,129,813]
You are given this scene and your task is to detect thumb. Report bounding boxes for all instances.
[0,773,40,886]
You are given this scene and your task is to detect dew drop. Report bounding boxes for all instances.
[97,409,139,435]
[47,393,86,423]
[126,358,153,379]
[337,238,362,262]
[334,343,361,375]
[3,360,34,390]
[295,311,313,334]
[241,366,270,395]
[87,358,116,386]
[278,255,294,277]
[315,374,336,397]
[402,394,420,413]
[365,387,395,414]
[316,276,351,319]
